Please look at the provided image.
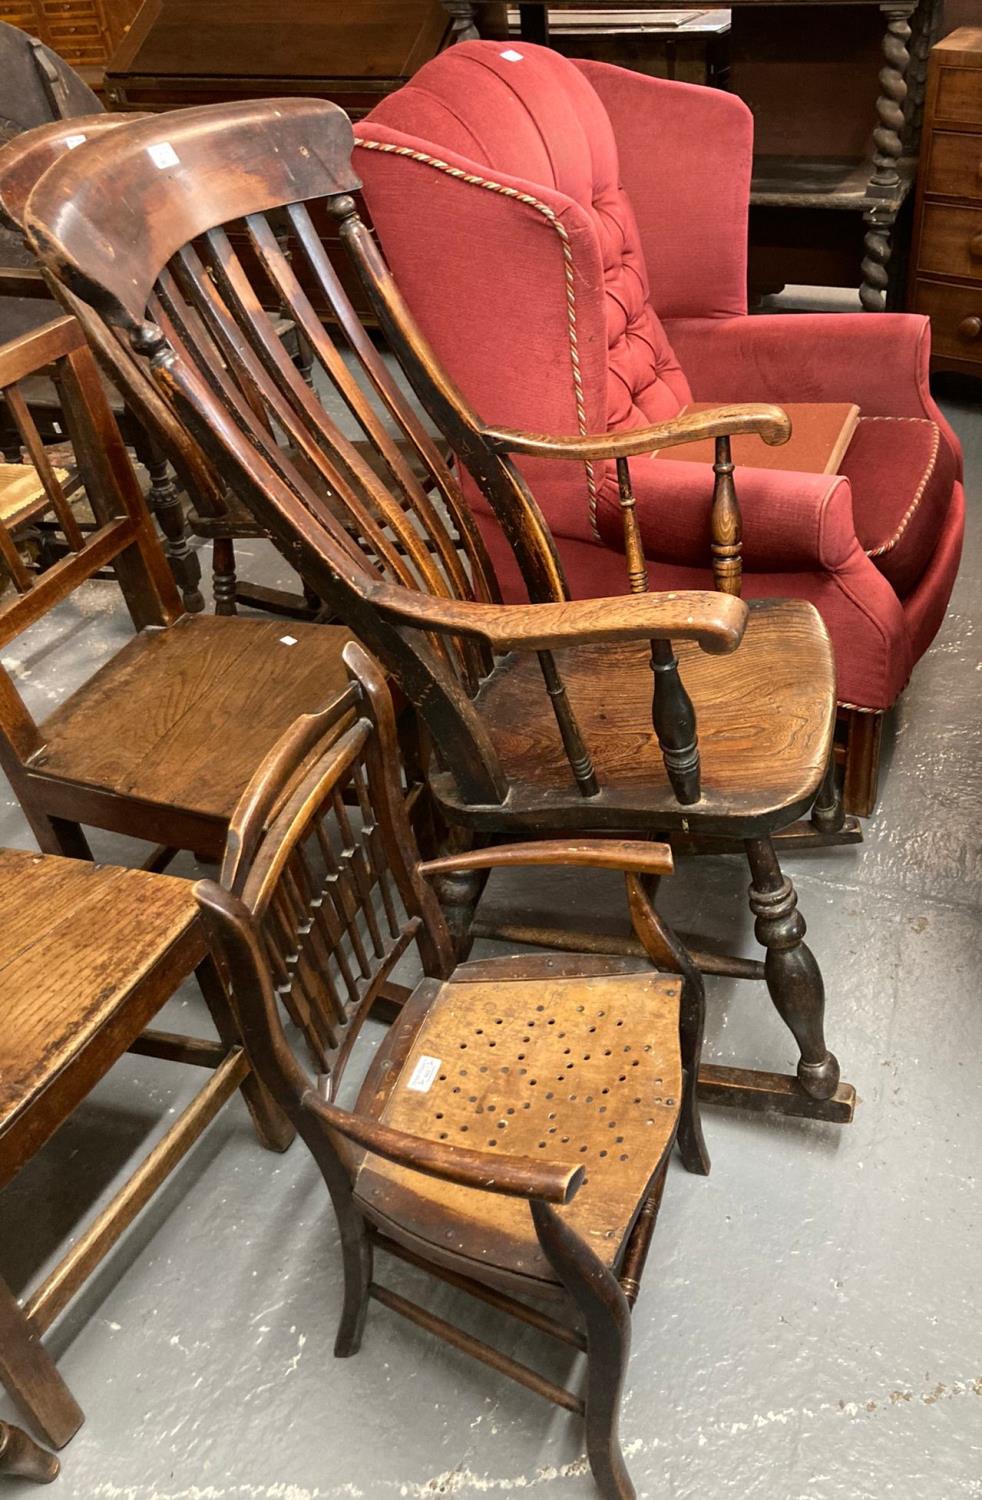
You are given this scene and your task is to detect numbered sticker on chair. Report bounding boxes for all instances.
[406,1055,441,1093]
[147,142,180,169]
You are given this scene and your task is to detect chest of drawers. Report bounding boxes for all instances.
[910,27,982,376]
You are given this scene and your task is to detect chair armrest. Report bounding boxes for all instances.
[303,1092,583,1204]
[372,585,748,656]
[662,313,962,474]
[484,402,790,462]
[419,838,673,880]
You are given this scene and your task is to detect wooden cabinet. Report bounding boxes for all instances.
[0,0,141,73]
[909,26,982,374]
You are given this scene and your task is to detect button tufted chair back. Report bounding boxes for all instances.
[356,41,701,555]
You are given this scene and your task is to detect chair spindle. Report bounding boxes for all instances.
[616,456,701,805]
[710,434,742,597]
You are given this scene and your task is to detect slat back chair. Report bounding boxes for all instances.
[22,99,747,804]
[0,313,179,856]
[23,99,852,1123]
[0,311,354,864]
[196,639,708,1500]
[0,113,325,619]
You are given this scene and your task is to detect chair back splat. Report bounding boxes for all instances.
[22,100,657,810]
[209,641,455,1096]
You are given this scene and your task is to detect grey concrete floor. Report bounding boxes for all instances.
[0,384,980,1500]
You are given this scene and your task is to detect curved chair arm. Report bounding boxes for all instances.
[483,402,790,462]
[419,838,674,881]
[302,1092,584,1205]
[371,585,748,656]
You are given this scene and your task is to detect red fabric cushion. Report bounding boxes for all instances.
[477,517,916,712]
[361,40,691,431]
[842,416,957,597]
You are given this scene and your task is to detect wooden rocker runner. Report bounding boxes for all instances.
[23,97,855,1125]
[197,641,710,1500]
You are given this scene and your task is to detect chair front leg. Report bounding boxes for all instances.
[0,1275,82,1450]
[744,837,840,1100]
[532,1201,635,1500]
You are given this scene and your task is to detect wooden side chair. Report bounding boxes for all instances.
[0,845,290,1482]
[197,640,707,1500]
[0,25,207,616]
[24,98,855,1126]
[0,109,325,619]
[0,312,353,866]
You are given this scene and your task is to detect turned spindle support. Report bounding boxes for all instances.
[710,433,742,596]
[616,457,701,805]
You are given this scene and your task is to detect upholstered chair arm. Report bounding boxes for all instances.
[663,312,963,476]
[302,1093,584,1204]
[371,585,748,655]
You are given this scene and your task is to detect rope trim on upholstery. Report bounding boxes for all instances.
[354,136,601,535]
[859,416,941,559]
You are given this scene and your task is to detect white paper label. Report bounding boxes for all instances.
[64,134,87,149]
[279,634,298,646]
[500,48,524,61]
[147,142,180,170]
[406,1055,441,1093]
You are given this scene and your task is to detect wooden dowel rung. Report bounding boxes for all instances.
[4,383,84,551]
[368,1283,584,1414]
[374,1235,586,1351]
[24,1050,248,1335]
[127,1029,228,1068]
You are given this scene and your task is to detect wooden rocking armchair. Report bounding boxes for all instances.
[24,98,854,1124]
[196,639,708,1500]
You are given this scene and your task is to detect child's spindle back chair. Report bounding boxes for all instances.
[197,639,708,1500]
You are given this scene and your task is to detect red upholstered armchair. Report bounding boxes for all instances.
[355,40,965,816]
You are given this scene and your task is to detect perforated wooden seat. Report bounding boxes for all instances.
[354,963,683,1294]
[464,599,836,835]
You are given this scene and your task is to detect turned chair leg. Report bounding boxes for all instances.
[532,1202,636,1500]
[0,1423,59,1483]
[744,837,840,1101]
[810,744,845,835]
[211,536,238,616]
[133,428,204,614]
[432,862,489,961]
[0,1276,82,1451]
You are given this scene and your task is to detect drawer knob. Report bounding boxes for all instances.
[970,234,982,260]
[958,315,982,340]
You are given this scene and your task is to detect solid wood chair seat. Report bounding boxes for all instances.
[354,962,683,1296]
[455,599,835,835]
[0,462,70,529]
[32,615,353,839]
[0,847,202,1188]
